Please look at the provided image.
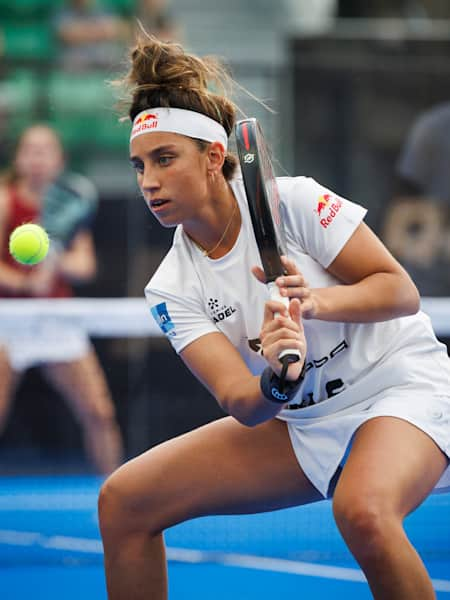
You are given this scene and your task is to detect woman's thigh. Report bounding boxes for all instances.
[334,416,449,517]
[103,416,323,533]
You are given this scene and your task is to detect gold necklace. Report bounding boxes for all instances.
[193,200,238,257]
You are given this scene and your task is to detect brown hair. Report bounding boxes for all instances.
[120,35,238,180]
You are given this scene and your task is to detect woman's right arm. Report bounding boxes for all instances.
[180,297,306,427]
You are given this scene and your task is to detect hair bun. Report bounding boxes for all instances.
[119,35,237,138]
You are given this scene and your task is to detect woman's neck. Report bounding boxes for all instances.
[184,181,241,259]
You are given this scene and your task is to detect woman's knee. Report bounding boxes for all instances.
[99,468,149,540]
[98,459,171,543]
[332,488,397,559]
[98,472,123,535]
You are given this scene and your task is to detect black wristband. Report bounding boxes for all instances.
[260,364,305,404]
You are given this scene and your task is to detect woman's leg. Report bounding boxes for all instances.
[98,416,323,600]
[0,347,22,435]
[42,349,124,474]
[332,416,449,600]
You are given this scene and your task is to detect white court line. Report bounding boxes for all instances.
[0,530,449,592]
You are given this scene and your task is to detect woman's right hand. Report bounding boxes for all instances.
[259,297,306,381]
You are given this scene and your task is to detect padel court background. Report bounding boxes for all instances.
[0,476,449,600]
[1,9,450,600]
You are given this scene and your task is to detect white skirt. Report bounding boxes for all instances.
[284,389,450,498]
[277,314,450,498]
[0,318,90,371]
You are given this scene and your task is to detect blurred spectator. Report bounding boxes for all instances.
[0,124,124,474]
[135,0,181,42]
[54,0,130,71]
[381,102,450,296]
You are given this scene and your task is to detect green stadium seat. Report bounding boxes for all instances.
[49,111,129,153]
[94,116,130,151]
[1,23,55,60]
[0,69,38,113]
[102,0,135,17]
[0,0,57,19]
[47,70,129,154]
[0,70,43,142]
[49,114,100,150]
[48,71,116,112]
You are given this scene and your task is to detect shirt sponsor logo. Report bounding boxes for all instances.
[208,297,237,324]
[248,338,263,355]
[150,302,176,337]
[287,340,348,409]
[303,339,348,373]
[314,193,343,229]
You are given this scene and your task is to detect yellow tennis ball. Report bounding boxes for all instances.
[9,223,50,265]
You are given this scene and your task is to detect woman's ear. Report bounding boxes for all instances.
[206,141,226,175]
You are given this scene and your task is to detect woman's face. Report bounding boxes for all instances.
[14,126,64,187]
[130,131,211,228]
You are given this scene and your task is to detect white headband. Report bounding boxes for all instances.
[130,107,228,149]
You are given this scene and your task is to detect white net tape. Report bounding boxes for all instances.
[0,297,449,337]
[0,298,159,337]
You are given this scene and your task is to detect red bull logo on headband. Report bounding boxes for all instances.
[314,193,343,229]
[131,112,159,138]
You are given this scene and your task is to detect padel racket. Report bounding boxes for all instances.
[42,173,98,248]
[235,118,301,367]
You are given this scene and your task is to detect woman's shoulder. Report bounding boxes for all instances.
[145,227,200,297]
[277,175,328,198]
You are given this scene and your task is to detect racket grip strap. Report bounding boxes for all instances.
[260,363,306,404]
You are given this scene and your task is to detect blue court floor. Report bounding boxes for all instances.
[0,476,449,599]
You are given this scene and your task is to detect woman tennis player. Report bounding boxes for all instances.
[0,124,123,474]
[99,36,450,599]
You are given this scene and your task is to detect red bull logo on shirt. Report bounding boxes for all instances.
[314,193,343,229]
[315,194,331,215]
[131,112,159,138]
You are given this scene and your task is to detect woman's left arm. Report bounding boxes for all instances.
[278,222,420,323]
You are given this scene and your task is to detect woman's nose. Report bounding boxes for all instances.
[141,168,160,192]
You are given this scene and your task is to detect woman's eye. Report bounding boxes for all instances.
[131,161,144,174]
[159,156,173,166]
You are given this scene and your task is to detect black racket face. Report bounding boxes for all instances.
[235,118,287,282]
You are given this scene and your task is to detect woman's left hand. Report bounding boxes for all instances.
[252,256,317,319]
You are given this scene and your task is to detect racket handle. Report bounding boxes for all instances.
[267,282,301,364]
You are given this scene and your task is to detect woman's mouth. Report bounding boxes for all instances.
[150,198,170,211]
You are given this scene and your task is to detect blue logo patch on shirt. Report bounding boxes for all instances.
[151,302,176,337]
